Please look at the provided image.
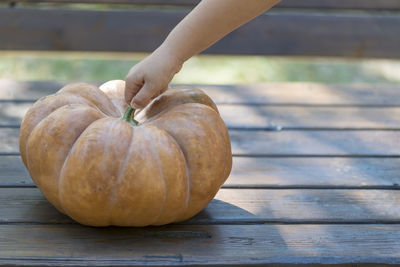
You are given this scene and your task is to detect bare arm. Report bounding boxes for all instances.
[125,0,280,108]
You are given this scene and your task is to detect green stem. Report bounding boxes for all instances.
[121,106,138,126]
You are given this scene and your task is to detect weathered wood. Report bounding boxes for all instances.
[222,105,400,130]
[1,8,399,58]
[4,155,400,188]
[0,156,29,186]
[7,128,400,155]
[2,188,400,224]
[3,80,400,106]
[3,0,400,10]
[0,224,399,266]
[202,83,400,106]
[4,102,400,129]
[228,130,400,157]
[0,79,68,101]
[278,0,400,10]
[228,157,400,188]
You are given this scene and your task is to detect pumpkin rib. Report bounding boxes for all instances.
[148,103,230,221]
[25,104,106,214]
[58,83,120,118]
[19,95,61,166]
[186,107,229,199]
[135,87,219,124]
[20,93,107,166]
[189,104,232,182]
[23,101,80,172]
[96,119,126,226]
[197,110,232,188]
[172,86,219,114]
[149,125,189,225]
[108,121,134,225]
[149,121,195,222]
[24,106,57,188]
[57,92,111,117]
[140,101,215,127]
[24,97,105,145]
[99,80,127,116]
[143,126,168,226]
[58,83,120,117]
[56,112,102,213]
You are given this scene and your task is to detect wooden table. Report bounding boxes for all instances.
[1,80,400,266]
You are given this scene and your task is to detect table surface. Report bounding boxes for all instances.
[1,80,400,266]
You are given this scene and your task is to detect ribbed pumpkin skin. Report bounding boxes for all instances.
[19,80,232,227]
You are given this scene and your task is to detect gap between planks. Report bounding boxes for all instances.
[6,124,400,131]
[1,184,400,190]
[4,152,400,157]
[6,99,400,107]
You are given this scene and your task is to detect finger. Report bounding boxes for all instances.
[151,86,169,102]
[130,83,157,109]
[160,86,169,94]
[124,72,143,105]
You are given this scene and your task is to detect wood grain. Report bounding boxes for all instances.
[1,8,399,58]
[227,157,400,188]
[0,224,399,266]
[6,128,400,155]
[3,155,400,188]
[4,102,400,129]
[228,130,400,156]
[278,0,400,10]
[1,188,400,224]
[3,80,400,106]
[3,0,400,10]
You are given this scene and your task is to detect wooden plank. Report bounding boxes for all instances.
[227,157,400,188]
[6,128,400,155]
[0,224,399,266]
[3,80,400,106]
[4,102,400,129]
[3,0,400,10]
[3,155,400,188]
[1,8,399,58]
[1,188,400,224]
[202,83,400,106]
[228,130,400,156]
[222,105,400,130]
[278,0,400,10]
[0,79,68,101]
[0,156,30,186]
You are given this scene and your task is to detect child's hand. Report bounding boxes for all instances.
[125,48,182,109]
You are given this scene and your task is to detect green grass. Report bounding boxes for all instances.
[1,51,400,84]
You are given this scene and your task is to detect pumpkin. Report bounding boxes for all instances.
[19,80,232,227]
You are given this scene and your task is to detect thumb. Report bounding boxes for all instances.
[125,72,143,105]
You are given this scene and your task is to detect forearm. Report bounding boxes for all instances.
[125,0,280,108]
[158,0,280,64]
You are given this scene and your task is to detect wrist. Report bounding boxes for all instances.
[154,43,184,74]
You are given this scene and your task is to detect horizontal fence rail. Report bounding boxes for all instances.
[0,7,399,58]
[2,0,400,10]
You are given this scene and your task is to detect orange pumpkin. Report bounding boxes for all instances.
[19,80,232,226]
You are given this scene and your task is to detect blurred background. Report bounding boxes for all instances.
[1,1,399,85]
[2,51,400,84]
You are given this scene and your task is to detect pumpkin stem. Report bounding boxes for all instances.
[121,106,138,126]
